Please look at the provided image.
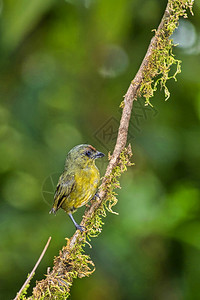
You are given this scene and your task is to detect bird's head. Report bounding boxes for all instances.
[65,144,105,169]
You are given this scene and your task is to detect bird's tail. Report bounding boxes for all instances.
[49,207,56,215]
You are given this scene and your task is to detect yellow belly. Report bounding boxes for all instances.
[61,165,100,213]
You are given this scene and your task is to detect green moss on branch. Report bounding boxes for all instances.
[21,1,194,299]
[30,146,133,299]
[136,0,194,106]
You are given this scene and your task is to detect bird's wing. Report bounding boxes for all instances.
[50,173,76,213]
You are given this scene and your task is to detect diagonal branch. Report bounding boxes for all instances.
[66,0,194,249]
[14,237,52,300]
[31,1,194,299]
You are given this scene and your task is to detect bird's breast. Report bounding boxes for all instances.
[69,165,100,209]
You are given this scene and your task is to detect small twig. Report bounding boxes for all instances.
[14,236,52,300]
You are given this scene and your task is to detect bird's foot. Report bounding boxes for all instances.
[75,224,85,232]
[92,191,101,200]
[68,212,85,232]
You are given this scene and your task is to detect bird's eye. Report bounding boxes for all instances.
[85,150,92,157]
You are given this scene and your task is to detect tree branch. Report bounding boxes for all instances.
[30,1,194,299]
[14,237,52,300]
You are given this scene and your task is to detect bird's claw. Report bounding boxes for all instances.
[92,191,101,200]
[75,224,85,232]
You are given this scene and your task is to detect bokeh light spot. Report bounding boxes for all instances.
[3,172,40,209]
[99,44,129,78]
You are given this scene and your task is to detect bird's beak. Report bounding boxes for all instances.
[94,151,105,159]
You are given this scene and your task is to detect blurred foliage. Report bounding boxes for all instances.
[0,0,200,299]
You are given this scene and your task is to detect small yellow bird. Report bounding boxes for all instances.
[50,144,105,231]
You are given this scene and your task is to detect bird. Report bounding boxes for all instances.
[50,144,105,231]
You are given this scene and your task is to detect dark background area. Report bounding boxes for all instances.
[0,0,200,299]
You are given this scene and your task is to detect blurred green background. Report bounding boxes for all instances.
[0,0,200,299]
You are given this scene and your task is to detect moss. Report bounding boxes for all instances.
[103,145,133,214]
[13,273,35,300]
[42,237,95,299]
[35,146,133,299]
[86,206,105,237]
[120,100,125,108]
[24,1,194,299]
[137,0,194,106]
